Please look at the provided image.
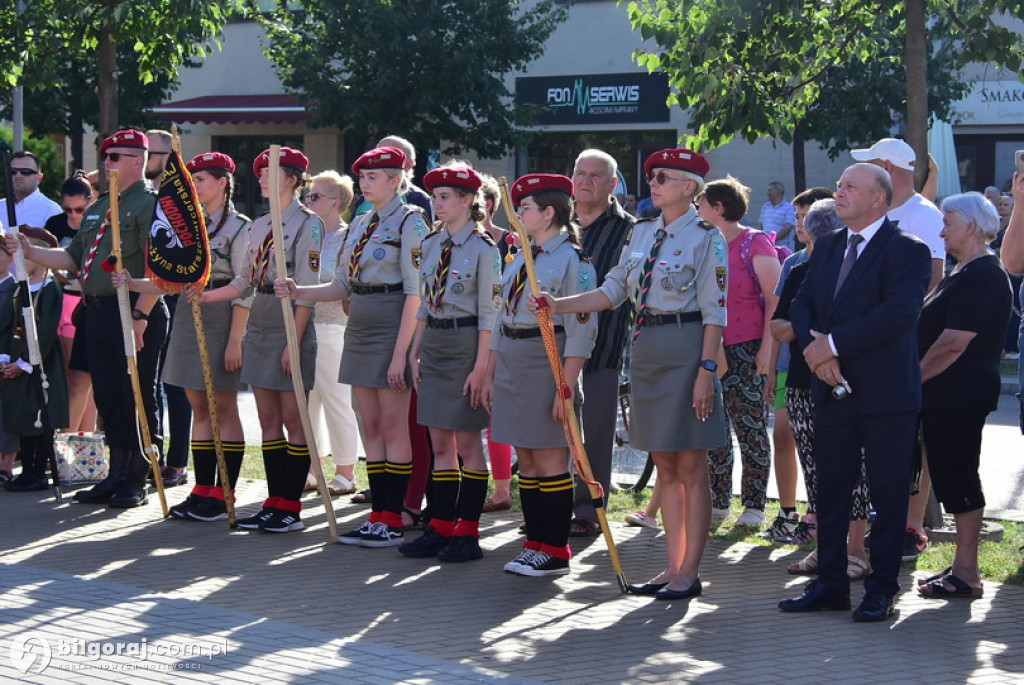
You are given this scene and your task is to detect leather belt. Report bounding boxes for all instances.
[501,324,564,339]
[641,311,703,327]
[426,316,478,329]
[351,282,403,295]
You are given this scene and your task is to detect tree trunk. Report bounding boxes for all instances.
[792,125,807,193]
[905,0,929,191]
[97,25,118,142]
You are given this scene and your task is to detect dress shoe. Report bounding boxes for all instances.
[6,474,50,492]
[108,483,149,508]
[74,476,123,504]
[161,467,188,488]
[627,582,668,596]
[778,580,851,612]
[852,591,896,622]
[655,578,702,601]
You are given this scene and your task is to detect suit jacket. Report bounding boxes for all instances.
[790,218,932,414]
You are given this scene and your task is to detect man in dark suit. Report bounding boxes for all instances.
[779,163,932,621]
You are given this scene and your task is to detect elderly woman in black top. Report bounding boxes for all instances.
[917,192,1011,599]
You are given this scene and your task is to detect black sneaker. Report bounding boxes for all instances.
[237,508,275,530]
[516,551,570,577]
[187,497,228,522]
[337,521,374,545]
[901,526,928,561]
[358,522,404,548]
[398,530,449,558]
[437,535,483,563]
[503,549,537,573]
[170,494,207,519]
[260,510,304,533]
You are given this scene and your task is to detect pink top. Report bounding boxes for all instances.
[724,228,775,345]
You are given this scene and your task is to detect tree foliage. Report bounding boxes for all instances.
[259,0,567,158]
[624,0,1024,152]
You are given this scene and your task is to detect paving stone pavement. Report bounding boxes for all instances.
[1,481,1023,684]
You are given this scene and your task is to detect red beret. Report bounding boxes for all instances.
[351,146,407,175]
[644,148,709,179]
[187,152,236,175]
[252,147,309,177]
[510,173,573,208]
[18,225,59,249]
[100,130,149,155]
[423,166,482,194]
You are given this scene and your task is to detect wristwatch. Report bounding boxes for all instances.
[699,359,717,372]
[131,308,150,322]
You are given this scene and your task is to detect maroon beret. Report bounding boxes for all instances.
[423,166,482,194]
[643,148,710,179]
[187,152,236,175]
[509,173,573,208]
[351,146,407,175]
[252,146,309,177]
[100,130,149,155]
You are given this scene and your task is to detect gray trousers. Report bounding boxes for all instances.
[574,367,618,520]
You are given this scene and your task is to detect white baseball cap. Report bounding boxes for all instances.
[850,138,916,170]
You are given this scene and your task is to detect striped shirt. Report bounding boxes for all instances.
[578,198,635,372]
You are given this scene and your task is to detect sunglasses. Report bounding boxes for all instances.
[11,167,39,176]
[63,206,86,215]
[646,171,686,185]
[305,192,337,203]
[102,152,141,162]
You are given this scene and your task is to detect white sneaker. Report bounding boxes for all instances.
[624,511,660,529]
[710,507,731,523]
[734,507,766,527]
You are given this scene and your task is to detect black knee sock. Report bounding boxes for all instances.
[281,443,311,502]
[262,439,288,499]
[384,461,412,517]
[539,473,574,550]
[221,440,246,490]
[192,440,216,486]
[428,469,460,528]
[519,476,542,543]
[367,461,387,515]
[456,468,489,524]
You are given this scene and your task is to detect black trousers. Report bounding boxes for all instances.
[85,295,168,451]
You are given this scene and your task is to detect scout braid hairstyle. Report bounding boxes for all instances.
[201,167,238,238]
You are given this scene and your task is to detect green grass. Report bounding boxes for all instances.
[228,449,1024,586]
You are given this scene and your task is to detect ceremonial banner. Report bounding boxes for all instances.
[146,150,211,292]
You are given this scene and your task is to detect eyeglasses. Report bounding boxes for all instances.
[517,204,541,214]
[10,167,39,176]
[102,152,141,162]
[150,151,170,156]
[646,171,686,185]
[63,206,86,215]
[305,193,337,203]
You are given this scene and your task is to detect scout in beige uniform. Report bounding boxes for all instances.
[398,165,500,563]
[163,152,252,522]
[532,149,727,600]
[482,173,597,578]
[200,146,322,533]
[277,146,426,548]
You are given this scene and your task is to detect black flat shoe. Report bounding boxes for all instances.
[655,578,702,600]
[627,582,669,596]
[779,579,851,612]
[852,591,896,622]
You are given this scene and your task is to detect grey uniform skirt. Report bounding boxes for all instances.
[240,294,316,391]
[630,320,726,452]
[339,292,412,388]
[162,298,245,392]
[417,324,489,431]
[491,331,578,449]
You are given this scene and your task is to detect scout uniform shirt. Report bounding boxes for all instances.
[416,219,501,331]
[66,180,156,296]
[229,199,323,307]
[206,205,253,308]
[491,231,599,360]
[333,195,427,296]
[599,207,728,328]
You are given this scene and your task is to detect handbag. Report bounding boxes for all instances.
[55,432,108,485]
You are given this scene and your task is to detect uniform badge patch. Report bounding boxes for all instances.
[712,238,726,262]
[412,216,428,237]
[578,269,592,291]
[493,253,502,275]
[308,251,321,272]
[715,266,727,291]
[311,222,323,244]
[451,283,465,295]
[373,247,386,260]
[492,284,502,310]
[661,276,674,290]
[411,248,422,268]
[576,312,590,324]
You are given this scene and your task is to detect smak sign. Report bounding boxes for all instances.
[516,73,670,125]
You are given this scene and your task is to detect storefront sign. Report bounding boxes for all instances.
[516,73,670,125]
[953,79,1024,126]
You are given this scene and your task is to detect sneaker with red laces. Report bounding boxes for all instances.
[902,526,928,561]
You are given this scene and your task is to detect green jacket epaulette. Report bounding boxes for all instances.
[625,216,659,246]
[697,219,715,231]
[474,225,496,246]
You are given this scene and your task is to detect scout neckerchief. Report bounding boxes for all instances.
[80,208,111,284]
[347,212,379,283]
[630,228,667,342]
[504,245,542,315]
[427,236,453,313]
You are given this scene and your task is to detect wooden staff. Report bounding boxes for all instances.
[267,145,338,540]
[498,177,627,593]
[170,130,236,527]
[109,169,168,516]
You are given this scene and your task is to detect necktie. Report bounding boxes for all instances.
[833,233,864,298]
[80,208,111,283]
[250,231,273,287]
[630,228,667,342]
[427,238,453,313]
[348,212,379,282]
[504,246,542,315]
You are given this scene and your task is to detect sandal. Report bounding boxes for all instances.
[402,507,424,531]
[481,496,512,513]
[568,517,601,537]
[917,566,953,587]
[327,475,357,496]
[847,555,870,581]
[787,549,818,575]
[918,572,983,599]
[351,488,372,505]
[304,474,318,492]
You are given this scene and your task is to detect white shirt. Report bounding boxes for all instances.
[0,188,62,229]
[887,193,945,259]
